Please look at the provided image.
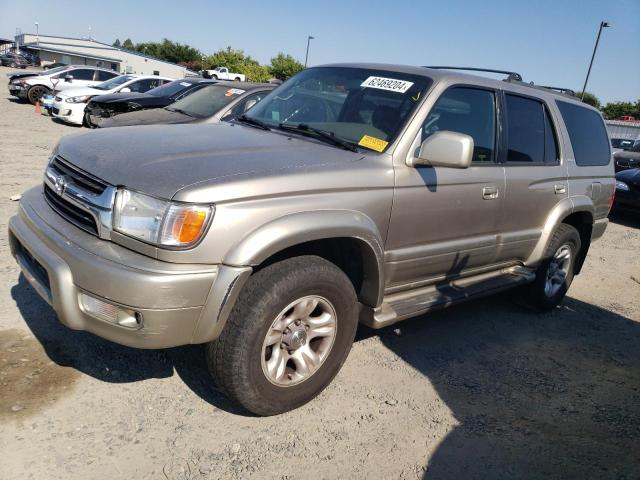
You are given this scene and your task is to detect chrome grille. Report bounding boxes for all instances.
[43,157,116,239]
[50,156,108,195]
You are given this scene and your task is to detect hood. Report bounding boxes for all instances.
[57,86,104,98]
[57,123,364,199]
[91,92,152,104]
[99,108,192,128]
[616,168,640,184]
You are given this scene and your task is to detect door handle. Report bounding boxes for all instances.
[482,186,499,200]
[554,184,567,194]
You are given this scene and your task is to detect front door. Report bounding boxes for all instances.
[385,86,505,290]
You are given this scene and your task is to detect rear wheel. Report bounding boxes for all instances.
[27,85,50,105]
[519,223,581,311]
[9,61,16,68]
[234,77,241,82]
[206,256,358,415]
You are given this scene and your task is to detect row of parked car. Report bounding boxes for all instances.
[6,64,275,128]
[0,50,41,68]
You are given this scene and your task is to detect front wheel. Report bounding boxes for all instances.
[27,85,50,105]
[519,223,581,311]
[206,256,358,415]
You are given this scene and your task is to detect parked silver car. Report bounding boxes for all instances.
[9,63,614,415]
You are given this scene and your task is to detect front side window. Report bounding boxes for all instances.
[225,91,269,118]
[69,69,95,81]
[96,70,118,81]
[246,67,432,152]
[505,94,557,164]
[421,87,496,163]
[557,101,611,166]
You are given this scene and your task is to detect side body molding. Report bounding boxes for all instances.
[525,196,594,266]
[223,210,386,307]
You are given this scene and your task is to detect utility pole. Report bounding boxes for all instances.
[581,21,610,100]
[304,35,314,68]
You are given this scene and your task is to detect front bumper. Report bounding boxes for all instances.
[52,99,84,125]
[9,187,251,348]
[8,83,26,97]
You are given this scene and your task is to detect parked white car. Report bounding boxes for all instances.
[203,67,245,81]
[9,65,120,105]
[51,74,173,126]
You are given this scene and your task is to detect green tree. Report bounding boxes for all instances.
[601,100,640,120]
[269,53,304,80]
[205,47,255,73]
[239,63,272,82]
[112,38,121,47]
[577,91,601,109]
[122,38,134,50]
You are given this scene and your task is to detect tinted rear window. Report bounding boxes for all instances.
[556,101,610,166]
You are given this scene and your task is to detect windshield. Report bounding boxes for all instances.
[167,84,245,118]
[148,79,193,97]
[93,75,135,90]
[245,66,432,152]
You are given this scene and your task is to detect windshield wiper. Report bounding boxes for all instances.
[235,114,271,130]
[277,123,359,152]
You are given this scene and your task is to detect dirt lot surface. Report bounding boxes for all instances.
[0,66,639,479]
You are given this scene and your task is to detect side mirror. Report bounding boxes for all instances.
[64,74,74,82]
[408,131,473,169]
[119,87,131,93]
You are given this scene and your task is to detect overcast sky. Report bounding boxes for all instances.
[1,0,638,103]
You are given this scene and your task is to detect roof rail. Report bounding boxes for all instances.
[423,66,522,82]
[537,86,577,97]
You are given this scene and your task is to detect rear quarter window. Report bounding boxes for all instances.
[556,101,610,166]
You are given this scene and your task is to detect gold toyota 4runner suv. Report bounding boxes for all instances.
[9,65,614,415]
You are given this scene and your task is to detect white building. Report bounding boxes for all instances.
[606,119,640,141]
[15,33,194,78]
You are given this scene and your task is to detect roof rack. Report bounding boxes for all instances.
[423,66,522,82]
[537,86,577,97]
[422,66,579,99]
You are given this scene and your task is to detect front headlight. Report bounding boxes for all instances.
[615,180,630,192]
[66,95,92,103]
[113,189,213,248]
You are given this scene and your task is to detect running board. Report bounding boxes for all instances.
[361,266,535,329]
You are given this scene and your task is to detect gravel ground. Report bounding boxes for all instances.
[0,66,639,480]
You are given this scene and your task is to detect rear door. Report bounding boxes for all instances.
[497,92,568,263]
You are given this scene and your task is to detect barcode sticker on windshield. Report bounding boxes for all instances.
[360,76,414,93]
[180,82,191,87]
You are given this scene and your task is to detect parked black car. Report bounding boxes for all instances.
[97,81,275,128]
[17,49,41,66]
[0,52,29,68]
[614,168,640,212]
[85,78,217,126]
[614,141,640,172]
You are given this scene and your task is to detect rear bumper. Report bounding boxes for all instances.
[9,187,251,348]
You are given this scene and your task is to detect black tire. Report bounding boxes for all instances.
[82,112,95,128]
[206,255,358,416]
[234,77,241,82]
[9,62,16,68]
[519,223,581,311]
[27,85,50,105]
[212,74,218,80]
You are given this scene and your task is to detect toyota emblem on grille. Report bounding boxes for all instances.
[53,174,68,195]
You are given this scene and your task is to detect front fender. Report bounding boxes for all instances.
[223,209,386,306]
